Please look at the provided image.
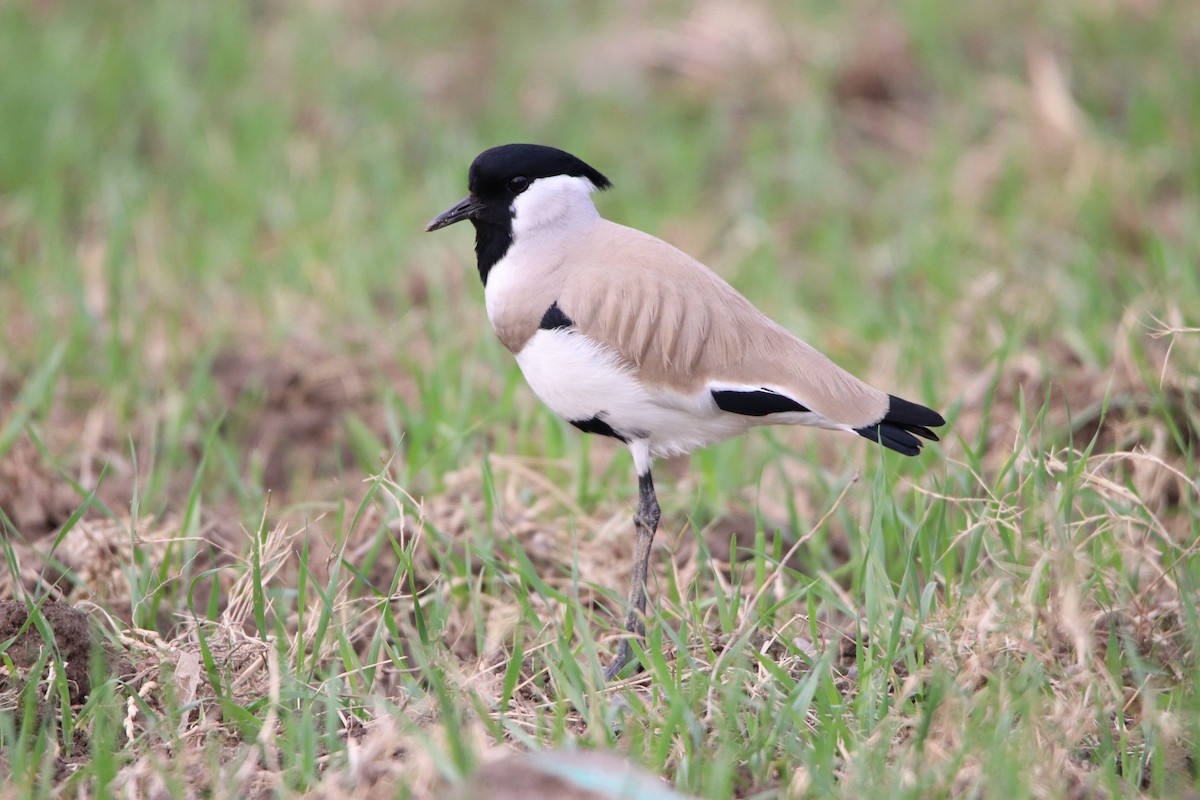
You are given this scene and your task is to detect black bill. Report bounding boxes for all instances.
[426,195,484,231]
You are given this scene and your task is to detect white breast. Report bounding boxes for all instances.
[514,328,762,458]
[484,176,600,330]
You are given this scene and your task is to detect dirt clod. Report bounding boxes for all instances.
[0,600,94,704]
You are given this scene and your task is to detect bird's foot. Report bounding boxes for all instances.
[604,638,637,682]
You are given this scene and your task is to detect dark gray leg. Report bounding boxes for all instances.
[604,469,661,680]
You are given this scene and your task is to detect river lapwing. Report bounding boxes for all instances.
[427,144,945,679]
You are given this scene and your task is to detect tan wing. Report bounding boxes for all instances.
[557,221,888,427]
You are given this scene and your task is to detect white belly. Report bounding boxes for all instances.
[514,328,761,458]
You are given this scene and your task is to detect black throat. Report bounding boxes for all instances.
[472,217,513,285]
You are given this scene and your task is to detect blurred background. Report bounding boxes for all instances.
[0,1,1197,797]
[1,0,1196,523]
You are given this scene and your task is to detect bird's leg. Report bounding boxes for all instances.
[604,469,661,680]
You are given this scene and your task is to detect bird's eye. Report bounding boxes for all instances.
[508,176,529,194]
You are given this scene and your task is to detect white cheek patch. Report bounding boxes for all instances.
[511,175,600,239]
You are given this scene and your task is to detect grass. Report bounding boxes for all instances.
[0,0,1197,797]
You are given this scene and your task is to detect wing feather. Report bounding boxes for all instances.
[557,221,889,427]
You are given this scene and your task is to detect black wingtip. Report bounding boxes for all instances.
[854,394,946,456]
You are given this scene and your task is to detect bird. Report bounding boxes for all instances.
[426,144,945,679]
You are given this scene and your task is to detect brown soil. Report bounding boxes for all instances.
[0,600,93,704]
[0,436,81,540]
[212,334,382,491]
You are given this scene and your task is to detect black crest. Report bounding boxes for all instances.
[460,144,612,285]
[468,144,612,199]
